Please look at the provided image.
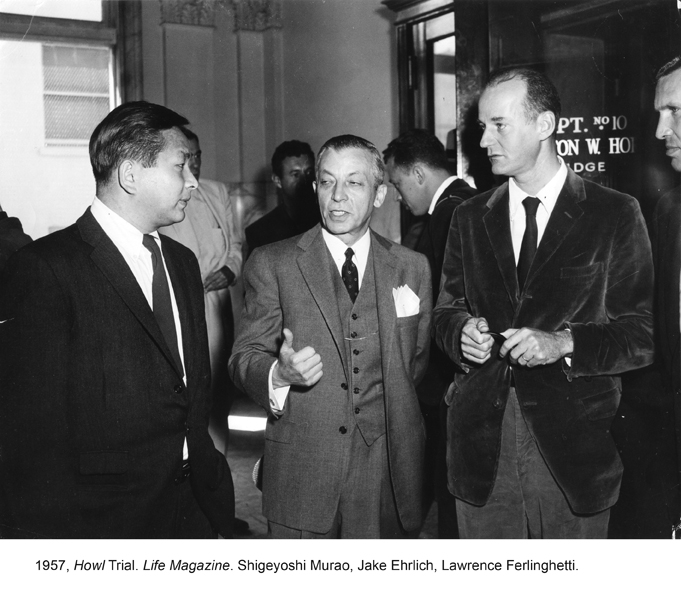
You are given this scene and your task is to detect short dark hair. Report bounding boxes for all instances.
[89,101,190,187]
[317,134,384,190]
[178,125,199,144]
[656,56,681,82]
[487,67,562,123]
[383,129,449,172]
[271,140,315,177]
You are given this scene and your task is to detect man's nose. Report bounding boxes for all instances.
[332,182,347,201]
[480,127,493,148]
[655,115,670,140]
[184,165,198,189]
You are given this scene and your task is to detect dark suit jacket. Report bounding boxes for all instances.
[245,204,320,259]
[649,186,681,516]
[415,178,477,406]
[229,225,432,533]
[434,168,654,514]
[0,211,32,274]
[0,209,234,538]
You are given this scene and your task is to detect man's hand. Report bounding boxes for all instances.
[498,328,573,367]
[461,317,494,364]
[204,267,235,292]
[272,328,323,388]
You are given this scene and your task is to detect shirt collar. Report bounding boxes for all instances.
[90,197,159,259]
[508,156,568,219]
[428,175,457,216]
[321,226,371,269]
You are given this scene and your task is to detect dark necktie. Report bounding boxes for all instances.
[142,234,184,376]
[342,247,359,303]
[517,196,541,290]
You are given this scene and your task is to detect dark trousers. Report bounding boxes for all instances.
[456,389,610,539]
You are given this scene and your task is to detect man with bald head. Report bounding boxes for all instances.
[230,134,431,538]
[434,68,654,538]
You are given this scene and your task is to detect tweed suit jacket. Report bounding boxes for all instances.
[0,208,234,538]
[229,224,432,533]
[434,168,654,514]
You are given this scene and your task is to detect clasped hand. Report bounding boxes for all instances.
[272,328,323,388]
[461,317,572,367]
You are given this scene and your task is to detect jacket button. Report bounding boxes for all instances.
[350,331,357,338]
[353,367,359,374]
[352,314,358,320]
[339,426,347,434]
[354,407,360,414]
[353,349,360,355]
[174,384,184,394]
[341,383,348,390]
[493,399,502,408]
[353,387,360,394]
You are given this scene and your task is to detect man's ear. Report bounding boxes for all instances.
[373,184,388,209]
[118,160,137,195]
[537,111,557,142]
[412,164,427,185]
[272,173,282,189]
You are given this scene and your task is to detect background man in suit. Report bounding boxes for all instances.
[648,55,681,536]
[0,101,234,538]
[384,129,477,537]
[245,140,319,257]
[230,134,432,538]
[434,68,654,538]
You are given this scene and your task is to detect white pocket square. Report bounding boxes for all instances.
[392,284,420,317]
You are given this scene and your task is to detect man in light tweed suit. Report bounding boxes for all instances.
[230,135,432,538]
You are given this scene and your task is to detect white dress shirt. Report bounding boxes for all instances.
[428,175,458,215]
[508,157,568,262]
[268,227,373,413]
[90,198,188,458]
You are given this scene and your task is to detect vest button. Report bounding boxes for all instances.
[353,387,360,394]
[350,331,357,338]
[354,407,360,414]
[353,367,359,374]
[353,349,360,355]
[174,384,184,394]
[352,314,358,320]
[341,383,348,390]
[339,426,347,434]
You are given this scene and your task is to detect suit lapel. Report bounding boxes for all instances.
[77,209,183,378]
[296,227,348,377]
[483,184,519,306]
[371,232,399,383]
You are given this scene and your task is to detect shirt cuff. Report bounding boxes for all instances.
[268,361,290,415]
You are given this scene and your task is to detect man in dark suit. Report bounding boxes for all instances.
[434,68,654,538]
[0,202,32,273]
[244,140,319,257]
[230,135,432,538]
[647,55,681,536]
[384,129,477,537]
[0,101,234,538]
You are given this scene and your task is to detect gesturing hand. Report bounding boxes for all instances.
[272,328,323,388]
